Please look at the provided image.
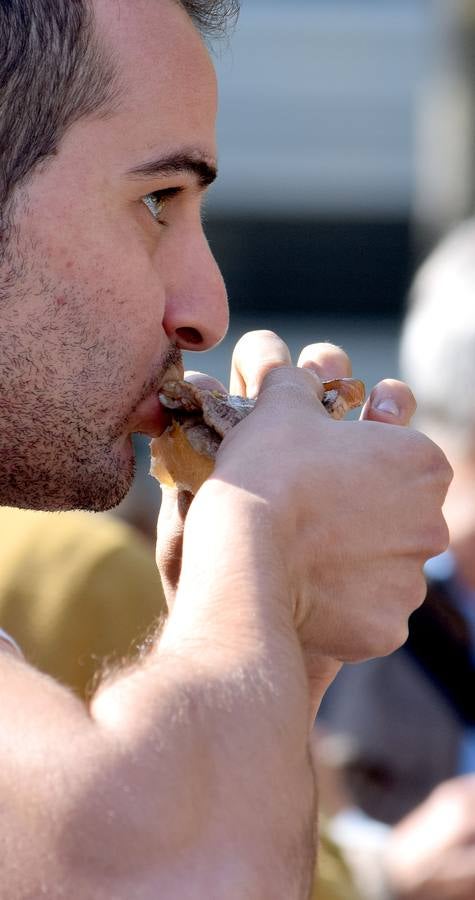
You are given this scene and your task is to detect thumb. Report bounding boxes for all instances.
[361,379,417,427]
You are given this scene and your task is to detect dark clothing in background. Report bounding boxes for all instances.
[319,576,475,825]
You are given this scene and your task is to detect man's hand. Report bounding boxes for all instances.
[385,776,475,900]
[157,330,451,705]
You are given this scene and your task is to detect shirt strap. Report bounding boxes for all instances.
[0,627,23,658]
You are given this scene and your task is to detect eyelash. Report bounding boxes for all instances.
[142,187,182,226]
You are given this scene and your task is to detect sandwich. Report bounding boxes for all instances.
[150,376,365,495]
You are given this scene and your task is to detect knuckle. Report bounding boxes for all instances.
[299,342,351,368]
[425,438,452,477]
[410,571,430,609]
[396,568,427,614]
[252,328,281,342]
[411,432,453,484]
[261,363,294,387]
[369,620,411,660]
[430,518,450,556]
[413,518,450,560]
[236,329,289,358]
[260,365,323,405]
[430,442,450,471]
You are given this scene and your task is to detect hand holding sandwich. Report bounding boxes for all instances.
[157,330,452,709]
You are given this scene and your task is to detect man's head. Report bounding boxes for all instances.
[400,219,475,460]
[0,0,237,512]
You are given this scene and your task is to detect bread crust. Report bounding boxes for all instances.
[150,421,217,495]
[150,377,366,495]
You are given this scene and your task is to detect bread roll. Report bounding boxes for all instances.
[150,377,365,495]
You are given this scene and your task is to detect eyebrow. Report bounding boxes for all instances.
[126,152,217,188]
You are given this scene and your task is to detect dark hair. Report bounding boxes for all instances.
[0,0,239,223]
[180,0,239,35]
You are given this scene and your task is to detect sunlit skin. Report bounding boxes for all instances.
[0,2,454,895]
[0,0,228,511]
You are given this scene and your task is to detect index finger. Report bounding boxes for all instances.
[297,343,352,380]
[229,330,292,397]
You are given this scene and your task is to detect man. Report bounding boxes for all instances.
[0,1,452,897]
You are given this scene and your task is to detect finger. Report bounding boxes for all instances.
[230,330,292,397]
[297,343,352,380]
[257,364,325,410]
[184,370,227,393]
[156,487,193,608]
[361,379,417,427]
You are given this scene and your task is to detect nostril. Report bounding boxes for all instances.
[175,327,203,347]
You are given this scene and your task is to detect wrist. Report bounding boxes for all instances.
[180,477,293,624]
[159,477,309,715]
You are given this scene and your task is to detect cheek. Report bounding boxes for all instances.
[53,245,165,339]
[21,212,168,375]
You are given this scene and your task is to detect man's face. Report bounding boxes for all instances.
[0,0,228,511]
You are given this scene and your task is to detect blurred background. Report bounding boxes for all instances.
[183,0,475,386]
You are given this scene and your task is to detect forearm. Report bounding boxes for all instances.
[2,484,315,896]
[91,481,316,894]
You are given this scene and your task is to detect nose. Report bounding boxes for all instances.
[162,229,229,352]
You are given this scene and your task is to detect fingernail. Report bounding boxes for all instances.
[373,397,400,416]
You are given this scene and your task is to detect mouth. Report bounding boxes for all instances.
[129,362,185,438]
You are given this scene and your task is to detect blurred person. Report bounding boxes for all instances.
[0,1,452,896]
[385,773,475,900]
[318,219,475,898]
[0,507,166,698]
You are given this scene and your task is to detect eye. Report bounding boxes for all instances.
[142,187,181,225]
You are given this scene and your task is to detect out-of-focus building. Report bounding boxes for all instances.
[414,0,475,243]
[201,0,472,319]
[213,0,431,222]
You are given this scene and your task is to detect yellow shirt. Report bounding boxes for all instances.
[314,826,361,900]
[0,507,166,697]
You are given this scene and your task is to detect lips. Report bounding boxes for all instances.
[131,394,172,437]
[130,363,184,438]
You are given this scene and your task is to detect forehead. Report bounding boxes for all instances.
[92,0,218,162]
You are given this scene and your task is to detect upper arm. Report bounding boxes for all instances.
[0,652,106,892]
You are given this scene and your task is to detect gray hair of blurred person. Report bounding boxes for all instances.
[0,0,239,243]
[400,219,475,456]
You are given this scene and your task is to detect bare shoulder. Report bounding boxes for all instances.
[0,652,109,895]
[0,654,171,897]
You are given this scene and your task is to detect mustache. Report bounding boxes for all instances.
[139,342,184,403]
[113,344,183,440]
[149,343,183,394]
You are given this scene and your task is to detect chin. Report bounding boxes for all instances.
[70,441,137,512]
[0,438,136,513]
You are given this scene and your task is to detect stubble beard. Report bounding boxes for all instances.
[0,393,136,513]
[0,236,179,513]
